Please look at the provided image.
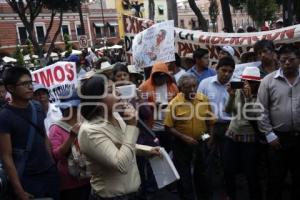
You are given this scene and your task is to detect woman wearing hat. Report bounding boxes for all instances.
[223,67,263,200]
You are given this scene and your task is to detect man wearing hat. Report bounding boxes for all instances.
[224,66,263,200]
[33,83,62,135]
[219,46,235,59]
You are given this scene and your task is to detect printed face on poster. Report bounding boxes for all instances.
[132,20,176,69]
[31,61,78,102]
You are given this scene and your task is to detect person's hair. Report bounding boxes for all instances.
[254,39,275,55]
[246,26,255,32]
[112,63,129,81]
[2,67,31,90]
[216,56,235,70]
[95,57,111,70]
[240,52,257,63]
[177,74,197,90]
[174,53,181,67]
[278,44,300,58]
[193,48,209,60]
[79,75,106,120]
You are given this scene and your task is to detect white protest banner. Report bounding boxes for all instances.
[176,25,300,61]
[123,14,300,63]
[32,61,77,102]
[132,20,175,68]
[231,61,261,81]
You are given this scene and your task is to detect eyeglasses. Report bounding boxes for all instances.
[279,57,298,64]
[15,80,33,88]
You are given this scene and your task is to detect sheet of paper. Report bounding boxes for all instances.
[149,148,180,189]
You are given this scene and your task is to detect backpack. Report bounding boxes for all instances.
[53,121,91,179]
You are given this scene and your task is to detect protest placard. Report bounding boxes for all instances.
[32,61,77,102]
[132,20,175,68]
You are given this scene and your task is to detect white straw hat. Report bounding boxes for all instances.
[241,67,261,81]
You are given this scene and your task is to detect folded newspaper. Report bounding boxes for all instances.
[149,147,180,189]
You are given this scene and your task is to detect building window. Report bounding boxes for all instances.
[158,5,164,15]
[35,25,45,43]
[61,24,70,40]
[17,26,28,44]
[76,23,83,37]
[180,19,185,28]
[94,23,104,38]
[109,26,116,37]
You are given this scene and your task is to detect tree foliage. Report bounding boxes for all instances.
[246,0,278,27]
[64,34,72,58]
[14,45,25,67]
[26,39,35,64]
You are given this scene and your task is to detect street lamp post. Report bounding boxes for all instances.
[100,0,107,38]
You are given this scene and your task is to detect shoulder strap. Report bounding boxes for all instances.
[5,102,44,137]
[16,101,37,177]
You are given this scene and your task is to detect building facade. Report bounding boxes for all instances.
[177,0,254,32]
[0,1,120,55]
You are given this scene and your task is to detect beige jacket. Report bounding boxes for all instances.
[78,116,141,198]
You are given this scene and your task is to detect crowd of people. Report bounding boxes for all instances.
[0,38,299,200]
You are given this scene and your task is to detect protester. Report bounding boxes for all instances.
[164,74,215,200]
[111,62,131,86]
[49,91,90,200]
[139,62,178,151]
[77,75,160,200]
[254,39,278,78]
[198,56,235,137]
[224,66,263,200]
[258,44,300,200]
[218,46,235,59]
[33,83,62,135]
[0,67,59,200]
[168,53,186,84]
[187,48,216,86]
[240,51,257,63]
[0,79,7,107]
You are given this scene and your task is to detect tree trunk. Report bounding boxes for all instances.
[149,0,155,21]
[283,0,294,26]
[45,9,64,62]
[167,0,178,27]
[220,0,234,32]
[188,0,208,31]
[42,10,56,47]
[78,0,85,35]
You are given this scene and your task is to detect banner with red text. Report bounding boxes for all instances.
[123,14,300,64]
[32,61,77,102]
[176,25,300,61]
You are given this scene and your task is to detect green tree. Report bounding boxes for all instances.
[14,45,25,67]
[188,0,208,31]
[246,0,278,27]
[64,34,72,58]
[26,39,35,64]
[209,0,219,32]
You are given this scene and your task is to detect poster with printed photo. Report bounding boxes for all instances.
[132,20,175,69]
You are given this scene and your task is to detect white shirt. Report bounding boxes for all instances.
[174,69,186,84]
[44,103,62,135]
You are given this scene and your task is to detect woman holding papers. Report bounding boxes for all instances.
[77,74,160,200]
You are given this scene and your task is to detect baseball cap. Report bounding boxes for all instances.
[33,83,48,93]
[221,46,235,57]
